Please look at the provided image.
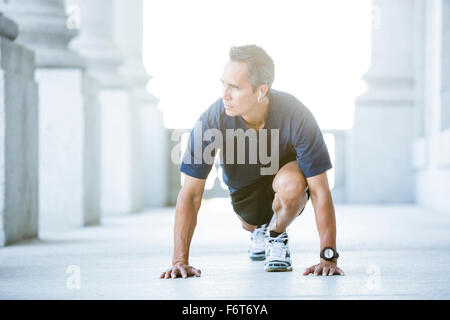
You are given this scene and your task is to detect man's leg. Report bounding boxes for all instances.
[270,160,309,233]
[235,160,308,233]
[236,214,271,260]
[262,161,308,271]
[236,214,257,232]
[231,175,276,232]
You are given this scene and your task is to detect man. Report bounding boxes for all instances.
[161,45,344,279]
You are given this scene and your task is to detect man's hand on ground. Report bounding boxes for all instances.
[303,260,345,276]
[160,262,201,279]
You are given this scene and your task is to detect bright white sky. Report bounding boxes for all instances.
[143,0,371,130]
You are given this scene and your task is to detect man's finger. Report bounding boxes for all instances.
[179,266,188,278]
[328,268,335,276]
[171,269,178,279]
[164,268,173,279]
[160,272,166,279]
[304,265,316,275]
[336,267,345,276]
[314,265,321,276]
[190,267,201,277]
[303,266,314,275]
[322,267,329,276]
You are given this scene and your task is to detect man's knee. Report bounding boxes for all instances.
[236,214,256,232]
[272,161,307,192]
[272,177,308,212]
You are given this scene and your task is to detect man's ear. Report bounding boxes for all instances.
[259,84,269,98]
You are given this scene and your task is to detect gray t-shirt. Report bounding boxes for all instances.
[180,89,332,193]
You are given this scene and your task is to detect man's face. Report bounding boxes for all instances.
[221,60,258,117]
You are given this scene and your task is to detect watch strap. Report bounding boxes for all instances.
[320,247,339,261]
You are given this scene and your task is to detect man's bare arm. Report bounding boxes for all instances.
[303,172,344,276]
[161,174,206,279]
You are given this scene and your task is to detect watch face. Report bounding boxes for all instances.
[324,248,334,259]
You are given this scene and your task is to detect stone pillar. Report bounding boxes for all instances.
[67,0,136,214]
[347,0,416,203]
[0,12,18,40]
[323,130,348,204]
[0,0,83,67]
[442,0,450,131]
[0,0,101,231]
[113,0,167,209]
[82,73,101,225]
[0,14,39,246]
[413,0,450,212]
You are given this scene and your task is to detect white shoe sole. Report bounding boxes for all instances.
[264,261,293,272]
[249,251,266,261]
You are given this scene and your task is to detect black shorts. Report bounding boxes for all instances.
[230,175,310,227]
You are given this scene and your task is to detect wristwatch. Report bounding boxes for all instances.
[320,247,339,261]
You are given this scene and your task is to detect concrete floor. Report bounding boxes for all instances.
[1,198,450,299]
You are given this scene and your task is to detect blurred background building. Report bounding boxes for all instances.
[0,0,449,247]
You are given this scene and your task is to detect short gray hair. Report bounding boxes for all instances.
[229,44,275,92]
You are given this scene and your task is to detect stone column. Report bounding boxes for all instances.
[67,0,136,214]
[0,0,101,231]
[347,0,416,203]
[0,1,83,67]
[323,130,348,204]
[113,0,167,209]
[0,14,39,246]
[413,0,450,212]
[442,0,450,131]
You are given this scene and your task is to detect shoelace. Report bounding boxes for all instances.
[251,224,267,239]
[269,241,286,258]
[251,226,268,248]
[251,227,267,239]
[266,233,289,259]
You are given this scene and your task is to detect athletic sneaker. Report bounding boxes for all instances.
[264,231,293,272]
[248,224,268,261]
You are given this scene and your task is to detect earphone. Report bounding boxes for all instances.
[258,90,262,103]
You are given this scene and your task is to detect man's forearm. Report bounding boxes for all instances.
[310,191,337,251]
[172,193,202,265]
